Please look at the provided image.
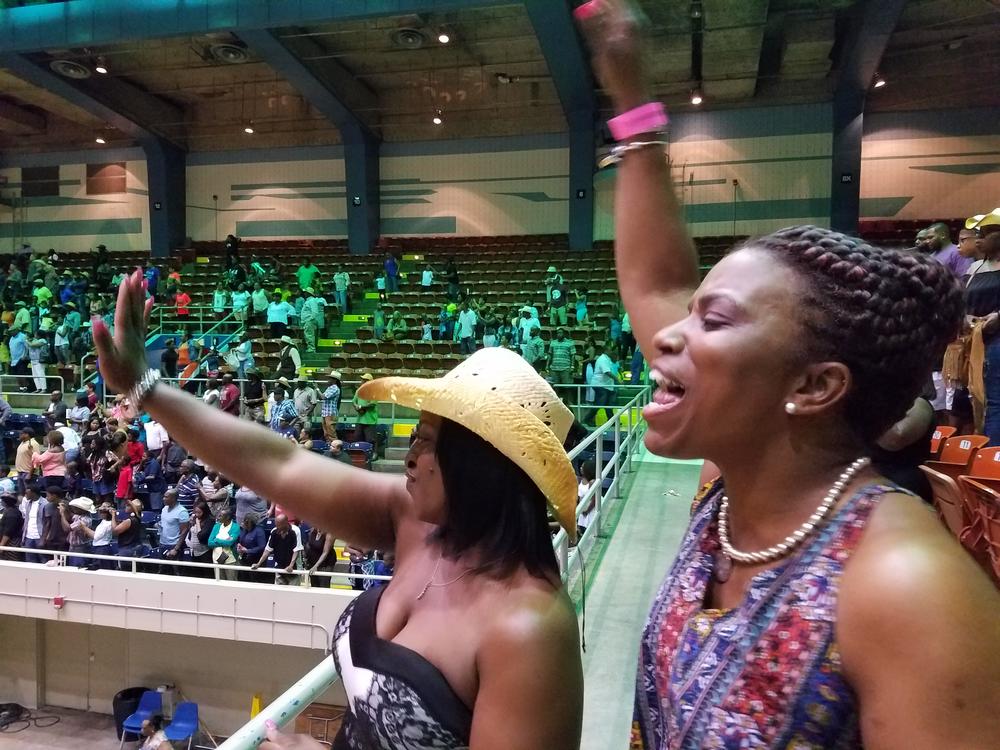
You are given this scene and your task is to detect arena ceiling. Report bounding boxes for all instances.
[0,0,997,155]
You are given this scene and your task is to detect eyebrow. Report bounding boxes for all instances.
[687,291,743,314]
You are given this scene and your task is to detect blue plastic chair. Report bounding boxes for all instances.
[164,701,199,749]
[119,690,162,749]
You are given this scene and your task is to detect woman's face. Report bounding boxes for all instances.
[404,413,447,525]
[642,248,815,461]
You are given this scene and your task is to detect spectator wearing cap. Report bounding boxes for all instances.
[267,292,296,338]
[242,370,267,423]
[293,376,320,428]
[219,373,241,416]
[352,372,378,448]
[0,493,24,562]
[269,386,299,434]
[276,335,301,381]
[321,371,342,441]
[61,496,95,567]
[9,322,30,392]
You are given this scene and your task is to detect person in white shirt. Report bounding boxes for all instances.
[212,283,229,315]
[457,303,478,355]
[421,265,434,288]
[144,419,169,455]
[589,342,619,425]
[299,289,327,353]
[518,308,540,346]
[90,504,115,569]
[231,283,251,322]
[576,458,597,538]
[53,422,81,463]
[19,486,45,564]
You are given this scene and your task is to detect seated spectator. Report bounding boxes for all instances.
[138,715,172,750]
[385,310,408,340]
[328,439,354,467]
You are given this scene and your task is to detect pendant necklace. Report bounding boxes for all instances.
[415,556,481,600]
[713,457,870,584]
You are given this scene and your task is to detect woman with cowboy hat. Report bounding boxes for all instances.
[93,271,583,750]
[575,1,1000,747]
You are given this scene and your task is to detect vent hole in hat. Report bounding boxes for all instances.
[491,386,497,391]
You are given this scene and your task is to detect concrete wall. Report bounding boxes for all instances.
[0,615,345,735]
[0,152,149,253]
[861,107,1000,220]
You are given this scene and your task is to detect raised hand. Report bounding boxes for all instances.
[574,0,650,113]
[92,269,155,393]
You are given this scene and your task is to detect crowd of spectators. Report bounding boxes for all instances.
[0,386,386,586]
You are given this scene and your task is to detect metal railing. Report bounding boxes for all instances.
[217,386,649,748]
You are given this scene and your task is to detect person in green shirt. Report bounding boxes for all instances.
[548,328,577,389]
[352,372,378,449]
[295,259,320,291]
[31,279,52,307]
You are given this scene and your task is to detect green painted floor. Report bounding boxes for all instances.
[579,447,701,750]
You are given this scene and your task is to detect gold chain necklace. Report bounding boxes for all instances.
[415,556,492,600]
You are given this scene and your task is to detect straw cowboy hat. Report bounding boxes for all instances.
[358,347,578,540]
[280,335,295,346]
[971,208,1000,229]
[69,497,96,514]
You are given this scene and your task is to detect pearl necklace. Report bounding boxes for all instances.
[714,457,870,582]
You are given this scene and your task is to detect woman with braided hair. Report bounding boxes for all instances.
[577,1,1000,748]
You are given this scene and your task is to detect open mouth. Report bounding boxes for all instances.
[649,368,687,409]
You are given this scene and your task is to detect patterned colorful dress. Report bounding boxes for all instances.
[632,480,899,749]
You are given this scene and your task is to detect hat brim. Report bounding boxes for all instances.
[358,376,578,541]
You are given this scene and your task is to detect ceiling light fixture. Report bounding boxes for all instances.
[243,125,255,134]
[94,56,108,74]
[437,30,451,44]
[95,137,106,144]
[690,88,704,105]
[872,74,886,89]
[432,110,443,126]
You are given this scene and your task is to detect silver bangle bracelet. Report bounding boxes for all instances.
[125,368,163,411]
[598,139,670,169]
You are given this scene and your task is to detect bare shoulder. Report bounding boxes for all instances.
[838,490,1000,666]
[486,577,576,639]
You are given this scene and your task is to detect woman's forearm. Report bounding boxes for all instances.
[143,383,298,499]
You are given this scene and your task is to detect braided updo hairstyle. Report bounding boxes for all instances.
[737,226,964,446]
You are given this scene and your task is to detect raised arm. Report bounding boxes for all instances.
[93,271,409,551]
[577,0,700,358]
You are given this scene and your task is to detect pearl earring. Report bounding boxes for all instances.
[785,402,797,415]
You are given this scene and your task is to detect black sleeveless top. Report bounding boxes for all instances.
[117,512,142,548]
[331,586,472,749]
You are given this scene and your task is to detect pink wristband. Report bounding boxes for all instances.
[608,102,669,141]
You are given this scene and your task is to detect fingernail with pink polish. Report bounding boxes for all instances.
[574,0,600,20]
[264,719,276,730]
